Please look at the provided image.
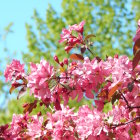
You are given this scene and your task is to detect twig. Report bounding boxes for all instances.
[87,48,95,56]
[111,116,140,128]
[120,92,130,108]
[120,91,140,109]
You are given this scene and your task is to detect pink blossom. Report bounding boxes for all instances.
[94,100,104,111]
[46,105,76,140]
[27,59,54,100]
[73,105,107,139]
[59,28,83,47]
[0,124,9,139]
[4,59,25,82]
[69,57,110,101]
[105,55,132,92]
[0,113,45,139]
[69,21,85,34]
[59,21,85,52]
[107,106,129,124]
[8,113,29,139]
[59,28,72,43]
[27,115,43,138]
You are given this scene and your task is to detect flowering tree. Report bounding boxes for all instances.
[0,20,140,140]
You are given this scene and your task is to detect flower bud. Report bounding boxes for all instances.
[54,55,59,64]
[64,46,72,53]
[114,54,118,58]
[63,58,68,65]
[40,102,43,106]
[37,112,42,116]
[60,62,64,67]
[71,61,77,66]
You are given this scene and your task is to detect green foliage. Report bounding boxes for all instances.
[0,94,47,125]
[68,98,93,111]
[103,102,112,113]
[132,0,140,21]
[2,22,14,41]
[23,0,135,63]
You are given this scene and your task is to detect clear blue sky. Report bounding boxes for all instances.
[0,0,62,61]
[0,0,62,107]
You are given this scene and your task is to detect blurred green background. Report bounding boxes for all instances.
[0,0,140,125]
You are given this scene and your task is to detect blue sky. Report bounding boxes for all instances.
[0,0,62,107]
[0,0,62,62]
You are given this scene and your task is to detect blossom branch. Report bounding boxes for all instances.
[87,48,95,56]
[110,116,140,128]
[120,91,140,109]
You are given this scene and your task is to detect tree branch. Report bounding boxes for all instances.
[111,116,140,128]
[120,91,140,109]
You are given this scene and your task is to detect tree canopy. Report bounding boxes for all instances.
[23,0,136,64]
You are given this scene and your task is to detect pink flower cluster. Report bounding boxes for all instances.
[4,49,140,112]
[46,105,76,140]
[25,54,138,111]
[27,60,54,100]
[4,59,25,82]
[0,105,139,139]
[59,21,85,52]
[0,113,44,139]
[59,55,134,110]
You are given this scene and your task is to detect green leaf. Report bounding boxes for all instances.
[103,102,112,113]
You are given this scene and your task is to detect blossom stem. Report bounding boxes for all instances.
[120,91,140,109]
[111,116,140,128]
[87,48,95,56]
